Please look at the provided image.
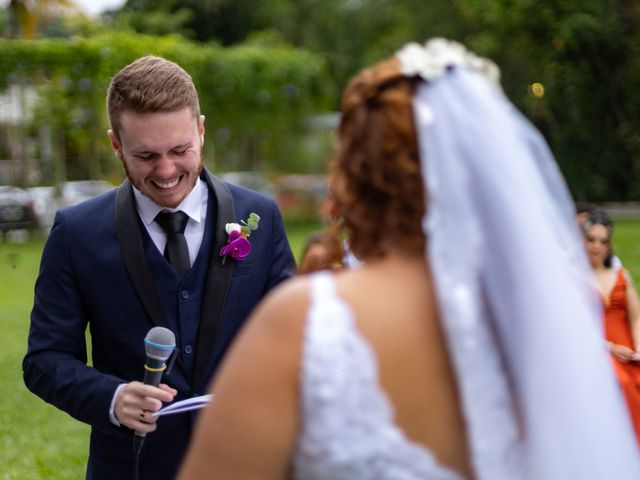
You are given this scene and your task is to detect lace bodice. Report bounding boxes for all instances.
[292,271,464,480]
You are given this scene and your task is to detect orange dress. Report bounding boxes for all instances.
[604,268,640,445]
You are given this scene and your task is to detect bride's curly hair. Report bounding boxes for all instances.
[330,57,425,260]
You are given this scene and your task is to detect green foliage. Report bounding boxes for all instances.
[115,0,469,89]
[459,0,640,201]
[0,31,335,183]
[3,1,639,200]
[241,212,261,236]
[116,8,196,39]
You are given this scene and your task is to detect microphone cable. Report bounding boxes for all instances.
[133,435,144,480]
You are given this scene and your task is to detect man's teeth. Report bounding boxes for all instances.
[154,178,179,189]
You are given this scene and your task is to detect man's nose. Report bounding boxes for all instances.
[154,155,176,175]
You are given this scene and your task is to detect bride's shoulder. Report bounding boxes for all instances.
[260,274,315,312]
[251,268,363,338]
[251,272,333,329]
[262,270,349,309]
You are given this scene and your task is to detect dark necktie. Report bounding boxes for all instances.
[155,211,190,278]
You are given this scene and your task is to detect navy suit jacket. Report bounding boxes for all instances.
[23,169,295,479]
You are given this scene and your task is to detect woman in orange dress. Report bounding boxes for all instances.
[584,209,640,444]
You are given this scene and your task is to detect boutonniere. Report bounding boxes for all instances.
[219,212,260,264]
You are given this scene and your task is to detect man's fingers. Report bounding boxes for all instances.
[159,383,178,396]
[119,405,160,431]
[114,381,175,429]
[121,382,175,407]
[123,395,163,415]
[138,409,158,425]
[127,382,176,403]
[132,416,158,433]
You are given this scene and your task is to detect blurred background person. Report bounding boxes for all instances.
[576,200,595,226]
[583,208,640,445]
[298,227,345,274]
[576,203,621,267]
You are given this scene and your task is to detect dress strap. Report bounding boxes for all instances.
[309,270,338,305]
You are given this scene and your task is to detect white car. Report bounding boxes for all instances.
[62,180,114,206]
[28,180,114,233]
[0,185,35,233]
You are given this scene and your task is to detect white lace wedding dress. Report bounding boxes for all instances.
[292,272,465,480]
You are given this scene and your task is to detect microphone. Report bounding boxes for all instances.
[134,327,176,471]
[143,326,176,387]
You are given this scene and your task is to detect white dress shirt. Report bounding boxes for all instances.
[133,178,208,266]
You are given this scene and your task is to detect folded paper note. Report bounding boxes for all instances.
[152,394,213,417]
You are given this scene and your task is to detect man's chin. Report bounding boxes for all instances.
[136,185,184,208]
[156,189,186,207]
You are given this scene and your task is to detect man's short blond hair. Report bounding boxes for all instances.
[107,55,201,139]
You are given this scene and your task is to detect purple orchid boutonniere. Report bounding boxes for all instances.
[219,212,260,265]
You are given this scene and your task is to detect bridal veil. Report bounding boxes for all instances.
[398,39,640,479]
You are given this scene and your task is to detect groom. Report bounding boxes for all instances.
[23,55,296,479]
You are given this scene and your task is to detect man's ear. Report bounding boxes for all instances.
[198,115,205,145]
[107,129,123,160]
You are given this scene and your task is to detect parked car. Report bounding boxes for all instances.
[27,186,57,232]
[0,185,36,233]
[28,180,115,234]
[219,171,277,198]
[62,180,114,206]
[275,174,328,220]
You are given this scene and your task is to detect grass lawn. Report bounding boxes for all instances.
[0,233,89,480]
[1,217,638,478]
[611,219,640,281]
[0,220,321,479]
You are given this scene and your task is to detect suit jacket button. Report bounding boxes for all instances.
[180,290,189,299]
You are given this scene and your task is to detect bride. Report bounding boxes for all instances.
[178,39,640,479]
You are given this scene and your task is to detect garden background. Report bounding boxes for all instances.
[1,1,639,478]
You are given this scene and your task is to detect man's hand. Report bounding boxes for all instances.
[114,381,177,433]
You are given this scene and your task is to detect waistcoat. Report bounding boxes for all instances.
[141,191,216,381]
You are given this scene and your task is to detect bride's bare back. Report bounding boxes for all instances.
[335,255,471,475]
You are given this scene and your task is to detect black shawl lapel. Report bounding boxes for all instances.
[192,169,235,391]
[115,180,170,329]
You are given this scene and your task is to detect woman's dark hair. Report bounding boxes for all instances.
[331,57,425,260]
[583,209,614,268]
[575,201,595,216]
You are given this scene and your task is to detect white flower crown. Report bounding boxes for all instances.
[396,38,501,88]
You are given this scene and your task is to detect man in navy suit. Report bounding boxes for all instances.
[23,55,296,479]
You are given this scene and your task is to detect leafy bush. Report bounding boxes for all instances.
[0,32,336,183]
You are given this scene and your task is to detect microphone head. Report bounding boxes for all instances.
[144,327,176,361]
